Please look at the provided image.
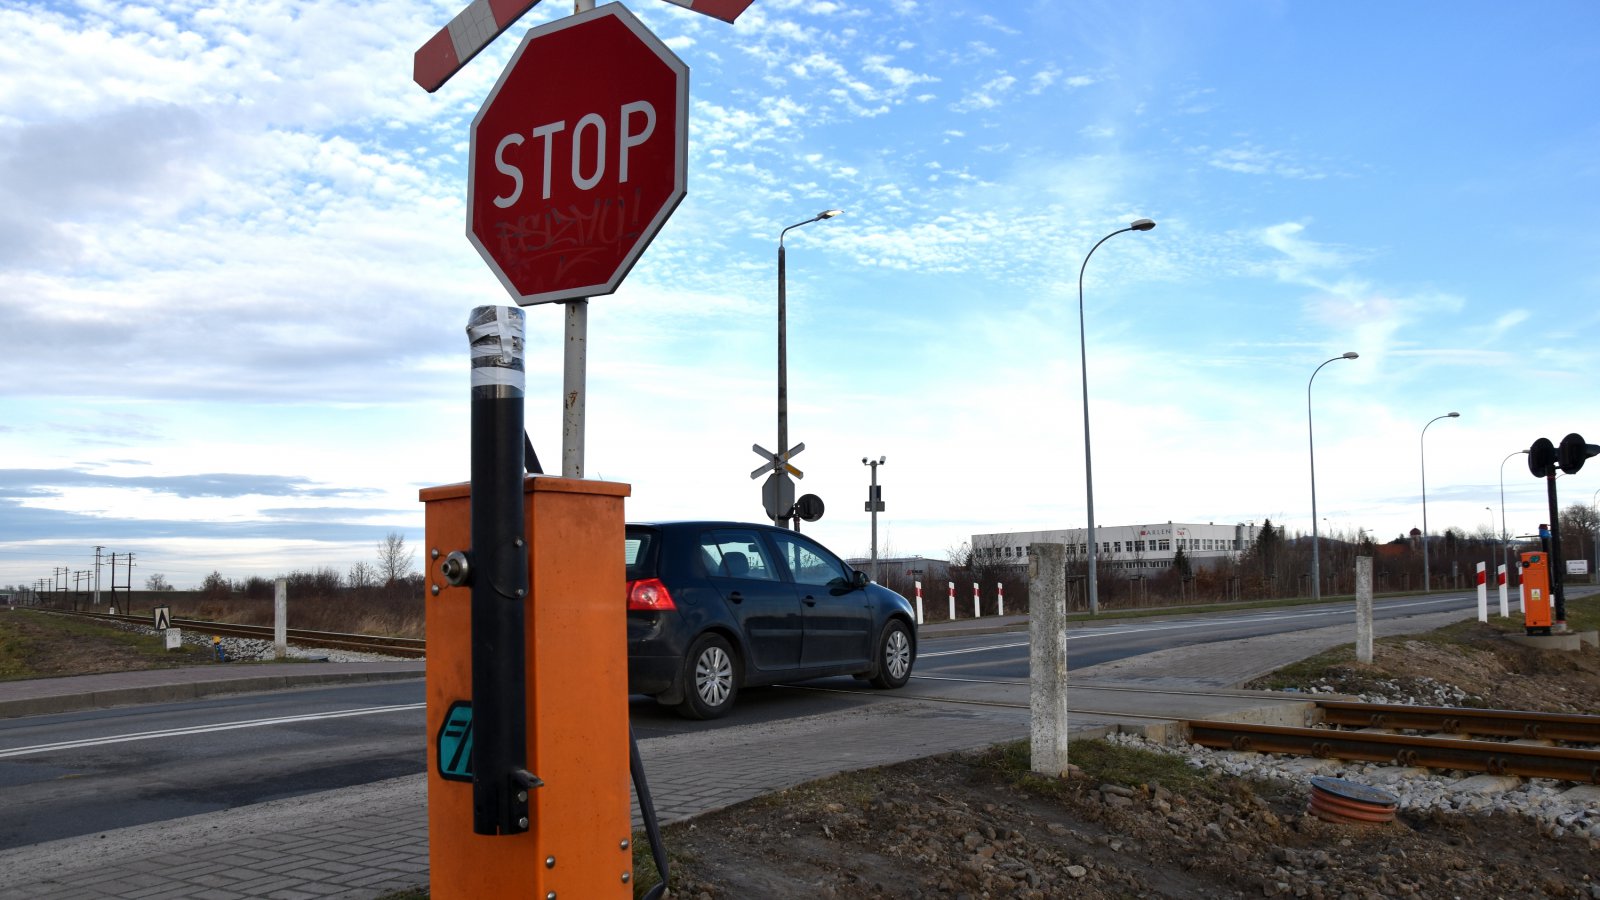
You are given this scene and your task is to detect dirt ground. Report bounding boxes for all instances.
[646,613,1600,900]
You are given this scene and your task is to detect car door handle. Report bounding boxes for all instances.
[803,596,817,607]
[728,591,743,604]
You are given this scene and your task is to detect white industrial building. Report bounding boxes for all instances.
[971,522,1261,573]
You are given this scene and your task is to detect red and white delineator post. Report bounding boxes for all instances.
[1497,564,1508,617]
[973,582,981,618]
[948,581,955,621]
[913,581,923,625]
[1476,562,1488,622]
[997,582,1005,616]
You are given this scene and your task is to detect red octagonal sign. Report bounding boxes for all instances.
[468,5,687,305]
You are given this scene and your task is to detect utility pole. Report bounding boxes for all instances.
[862,456,886,583]
[125,553,136,613]
[94,545,104,606]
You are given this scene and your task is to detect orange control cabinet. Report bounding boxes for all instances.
[421,476,632,899]
[1521,551,1552,633]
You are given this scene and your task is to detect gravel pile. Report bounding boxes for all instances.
[111,618,416,663]
[1284,674,1479,706]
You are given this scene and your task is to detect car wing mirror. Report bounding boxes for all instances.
[852,570,870,589]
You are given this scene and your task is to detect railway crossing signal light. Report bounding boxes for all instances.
[1557,432,1599,474]
[1530,432,1598,477]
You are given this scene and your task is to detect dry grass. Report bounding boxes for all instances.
[118,592,424,639]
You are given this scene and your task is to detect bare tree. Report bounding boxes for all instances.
[377,532,416,585]
[349,561,377,590]
[200,570,231,600]
[145,573,173,591]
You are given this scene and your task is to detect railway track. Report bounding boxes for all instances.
[54,609,426,658]
[1191,701,1600,784]
[793,678,1600,784]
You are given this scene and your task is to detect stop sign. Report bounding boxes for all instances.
[467,5,687,305]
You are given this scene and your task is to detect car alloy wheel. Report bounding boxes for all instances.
[870,620,913,689]
[884,627,911,681]
[695,644,733,708]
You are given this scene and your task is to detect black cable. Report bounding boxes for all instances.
[629,724,669,900]
[523,431,543,475]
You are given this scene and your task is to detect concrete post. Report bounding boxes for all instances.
[1355,556,1373,664]
[1029,543,1069,776]
[273,577,287,660]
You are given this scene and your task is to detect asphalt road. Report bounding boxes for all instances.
[0,682,425,849]
[0,588,1565,848]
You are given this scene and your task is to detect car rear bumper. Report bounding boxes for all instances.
[628,653,678,697]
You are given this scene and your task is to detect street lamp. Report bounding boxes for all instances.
[1592,487,1599,586]
[1420,411,1460,593]
[774,208,841,527]
[1078,217,1155,615]
[1307,351,1358,604]
[1500,449,1528,579]
[862,456,886,582]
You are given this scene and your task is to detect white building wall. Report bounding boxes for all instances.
[971,522,1260,573]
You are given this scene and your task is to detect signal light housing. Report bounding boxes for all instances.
[627,578,676,611]
[1558,432,1599,475]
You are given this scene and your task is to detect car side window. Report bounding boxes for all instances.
[700,530,777,581]
[770,532,849,588]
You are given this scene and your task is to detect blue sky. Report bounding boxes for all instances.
[2,0,1597,590]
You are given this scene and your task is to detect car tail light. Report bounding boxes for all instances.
[627,577,676,611]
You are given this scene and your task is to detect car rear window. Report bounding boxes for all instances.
[625,528,657,581]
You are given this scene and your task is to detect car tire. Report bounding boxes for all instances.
[676,633,739,719]
[868,619,913,689]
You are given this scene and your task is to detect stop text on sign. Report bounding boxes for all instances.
[467,5,687,305]
[492,101,658,206]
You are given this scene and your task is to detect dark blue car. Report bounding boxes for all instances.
[625,521,917,719]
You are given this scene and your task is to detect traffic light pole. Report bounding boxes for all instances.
[1544,472,1568,629]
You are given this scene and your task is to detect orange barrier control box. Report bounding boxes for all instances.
[1520,551,1552,634]
[421,476,632,899]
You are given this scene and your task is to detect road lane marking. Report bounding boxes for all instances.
[918,596,1477,659]
[0,703,424,759]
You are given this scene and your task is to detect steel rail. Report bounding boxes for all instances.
[1187,720,1600,784]
[1316,700,1600,744]
[51,610,425,658]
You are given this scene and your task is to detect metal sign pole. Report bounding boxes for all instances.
[562,299,587,478]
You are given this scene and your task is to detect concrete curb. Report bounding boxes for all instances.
[0,670,424,720]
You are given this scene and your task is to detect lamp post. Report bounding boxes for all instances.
[1307,352,1358,604]
[1077,218,1155,615]
[862,456,885,582]
[1592,487,1599,586]
[1420,411,1460,593]
[1500,449,1528,580]
[774,208,841,527]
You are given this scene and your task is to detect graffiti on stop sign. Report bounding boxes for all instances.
[468,5,688,306]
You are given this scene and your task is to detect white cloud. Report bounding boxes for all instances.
[953,74,1016,112]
